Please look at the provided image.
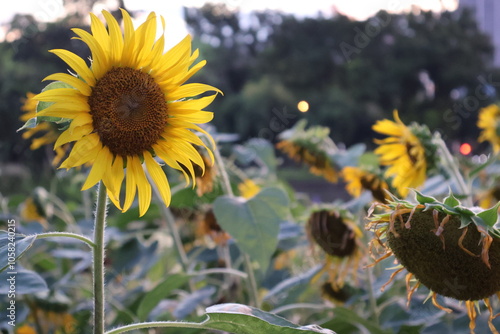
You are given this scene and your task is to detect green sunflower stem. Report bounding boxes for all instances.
[93,181,108,334]
[213,142,260,308]
[434,135,472,206]
[366,266,380,325]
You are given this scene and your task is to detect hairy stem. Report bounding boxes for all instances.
[93,182,108,334]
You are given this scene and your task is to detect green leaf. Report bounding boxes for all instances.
[321,307,391,334]
[443,189,461,207]
[263,264,322,302]
[213,187,290,272]
[0,265,48,295]
[204,303,335,334]
[36,81,73,124]
[413,190,438,204]
[137,274,188,321]
[246,138,278,176]
[0,231,37,273]
[477,202,500,227]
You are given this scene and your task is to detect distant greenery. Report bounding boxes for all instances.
[1,3,498,181]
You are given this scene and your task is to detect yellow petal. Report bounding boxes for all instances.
[35,88,87,102]
[81,146,113,190]
[102,155,124,209]
[60,133,100,168]
[43,73,92,96]
[153,142,192,184]
[122,157,137,212]
[54,124,93,148]
[89,13,110,53]
[167,83,222,101]
[128,155,151,216]
[168,92,218,111]
[144,151,171,207]
[49,49,95,86]
[102,10,124,64]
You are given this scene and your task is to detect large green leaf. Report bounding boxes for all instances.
[321,307,391,334]
[213,187,290,272]
[203,303,335,334]
[0,266,48,295]
[137,274,188,321]
[0,232,37,273]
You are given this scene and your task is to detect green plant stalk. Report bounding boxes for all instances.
[365,266,380,325]
[434,135,472,206]
[149,178,195,292]
[93,181,108,334]
[35,231,96,248]
[213,143,260,308]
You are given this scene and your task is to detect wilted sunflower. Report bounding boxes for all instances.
[373,110,437,197]
[189,147,217,197]
[308,208,364,290]
[367,191,500,334]
[277,120,339,183]
[33,10,220,216]
[478,104,500,153]
[341,166,390,203]
[196,208,230,246]
[20,92,68,166]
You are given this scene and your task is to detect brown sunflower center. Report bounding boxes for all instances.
[308,210,357,257]
[388,210,500,301]
[88,67,167,157]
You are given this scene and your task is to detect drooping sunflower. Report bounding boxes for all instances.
[372,110,437,197]
[33,10,220,216]
[277,120,339,183]
[341,166,390,203]
[20,92,68,166]
[307,208,364,290]
[367,190,500,333]
[478,104,500,153]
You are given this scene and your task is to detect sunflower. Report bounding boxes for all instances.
[307,208,364,290]
[20,92,68,166]
[32,10,220,216]
[478,104,500,153]
[276,120,339,183]
[367,191,500,334]
[341,166,390,203]
[372,110,436,197]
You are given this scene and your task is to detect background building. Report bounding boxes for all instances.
[459,0,500,66]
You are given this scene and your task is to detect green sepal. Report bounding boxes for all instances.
[476,202,500,227]
[443,188,461,207]
[413,190,438,204]
[17,117,37,132]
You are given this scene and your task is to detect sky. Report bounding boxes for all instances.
[0,0,459,45]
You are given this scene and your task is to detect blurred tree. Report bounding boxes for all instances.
[184,5,496,146]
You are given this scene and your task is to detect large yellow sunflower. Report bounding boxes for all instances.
[372,110,429,197]
[33,10,220,216]
[478,104,500,153]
